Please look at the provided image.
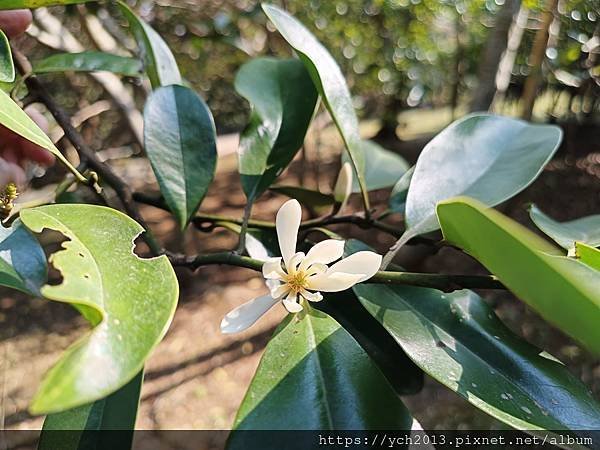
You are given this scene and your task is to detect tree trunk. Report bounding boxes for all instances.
[469,0,521,112]
[520,0,558,120]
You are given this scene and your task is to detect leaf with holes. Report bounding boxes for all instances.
[228,307,411,441]
[349,239,600,432]
[118,1,181,89]
[235,57,318,202]
[144,85,217,228]
[393,114,562,250]
[529,204,600,251]
[0,30,14,83]
[437,197,600,354]
[38,372,142,450]
[0,219,46,295]
[33,52,143,77]
[20,204,178,414]
[262,4,369,210]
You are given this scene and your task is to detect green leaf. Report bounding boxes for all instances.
[350,241,600,431]
[0,219,47,295]
[437,197,600,354]
[20,204,178,414]
[388,166,414,214]
[269,185,334,215]
[144,85,217,228]
[342,140,409,193]
[38,372,142,450]
[0,0,90,8]
[235,57,318,202]
[117,1,181,89]
[316,292,424,395]
[0,89,83,181]
[575,242,600,271]
[229,307,411,437]
[396,114,562,248]
[262,4,370,210]
[0,29,15,83]
[32,52,143,77]
[529,204,600,251]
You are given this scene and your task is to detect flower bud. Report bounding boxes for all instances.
[333,162,353,211]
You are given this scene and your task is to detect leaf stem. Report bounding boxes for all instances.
[236,201,254,254]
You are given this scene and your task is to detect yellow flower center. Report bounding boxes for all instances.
[284,270,308,294]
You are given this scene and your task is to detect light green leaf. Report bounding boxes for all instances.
[229,307,411,438]
[395,114,562,249]
[529,204,600,251]
[0,89,84,181]
[350,239,600,431]
[38,372,142,450]
[117,1,181,89]
[33,52,143,77]
[0,0,90,8]
[342,140,409,193]
[20,204,178,414]
[262,4,370,210]
[388,166,414,214]
[0,29,14,83]
[144,85,217,228]
[575,242,600,271]
[235,57,318,202]
[269,185,334,214]
[0,219,46,295]
[437,197,600,354]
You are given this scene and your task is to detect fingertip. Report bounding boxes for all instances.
[0,10,33,38]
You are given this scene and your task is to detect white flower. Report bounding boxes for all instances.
[220,199,382,334]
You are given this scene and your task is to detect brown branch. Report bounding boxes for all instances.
[12,50,161,255]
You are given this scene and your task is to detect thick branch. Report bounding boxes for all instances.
[168,251,504,292]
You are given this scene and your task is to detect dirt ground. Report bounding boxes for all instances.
[1,118,599,441]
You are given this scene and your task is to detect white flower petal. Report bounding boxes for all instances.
[282,293,303,313]
[270,283,290,299]
[306,263,328,277]
[262,257,285,279]
[300,289,323,302]
[307,272,365,292]
[287,252,305,275]
[221,295,278,334]
[326,251,382,282]
[276,199,302,267]
[303,239,345,267]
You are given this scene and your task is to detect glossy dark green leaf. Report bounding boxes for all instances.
[388,166,414,214]
[350,242,600,431]
[0,30,14,83]
[235,57,318,202]
[20,205,178,414]
[316,292,424,395]
[437,197,600,354]
[269,185,334,215]
[394,114,562,249]
[32,52,143,77]
[144,85,217,228]
[575,242,600,271]
[0,0,90,8]
[529,204,600,251]
[229,307,411,437]
[118,1,181,89]
[0,219,46,295]
[262,4,370,210]
[38,372,142,450]
[342,140,409,193]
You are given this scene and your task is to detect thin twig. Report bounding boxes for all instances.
[13,52,161,255]
[167,251,504,292]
